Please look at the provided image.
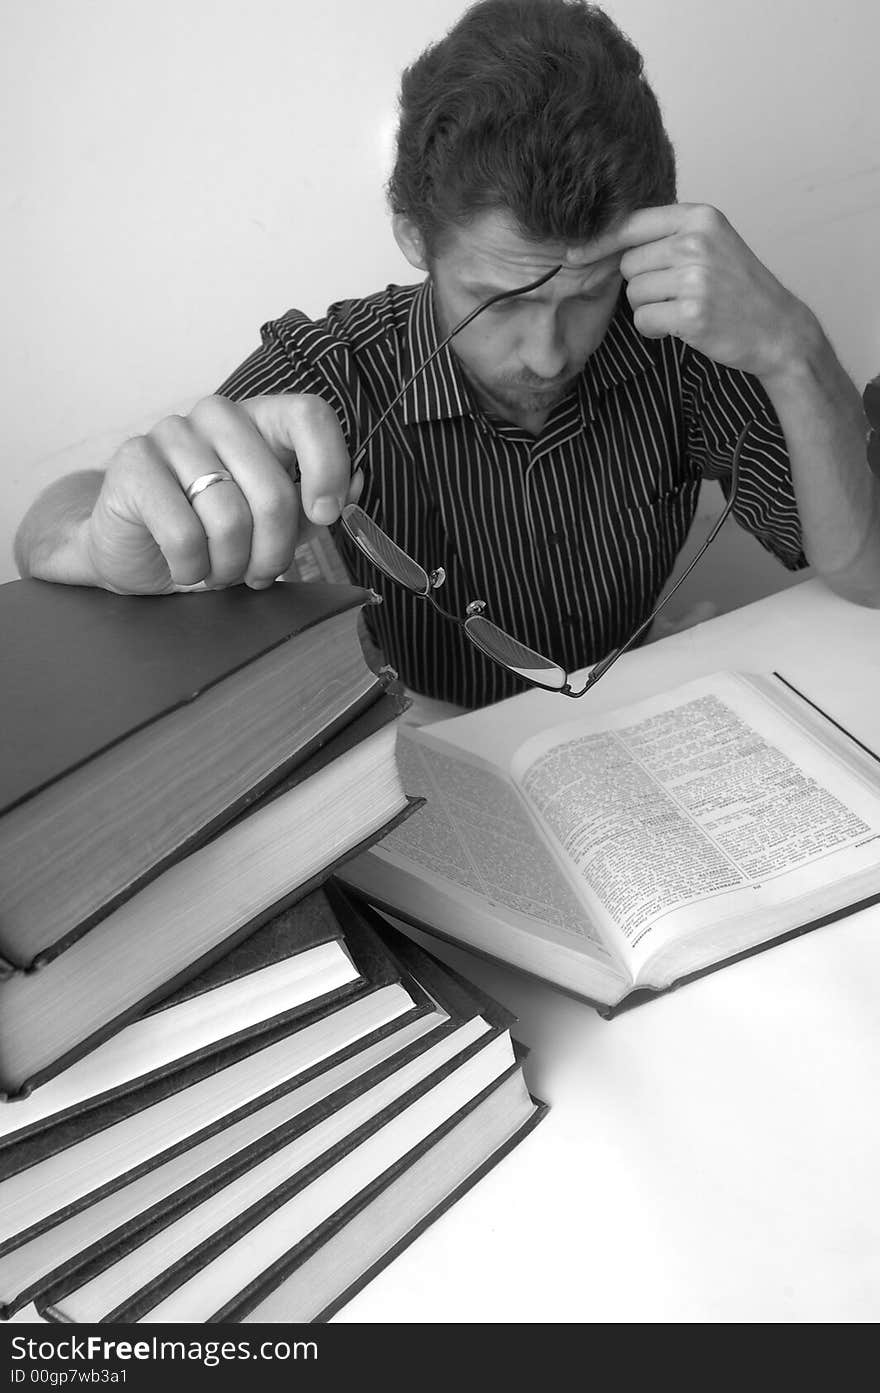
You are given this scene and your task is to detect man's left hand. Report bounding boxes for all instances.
[572,204,813,382]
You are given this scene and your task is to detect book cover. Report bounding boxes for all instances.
[0,577,387,972]
[1,578,375,814]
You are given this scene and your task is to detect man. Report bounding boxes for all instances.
[14,0,880,707]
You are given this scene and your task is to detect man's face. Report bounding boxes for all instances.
[427,209,623,426]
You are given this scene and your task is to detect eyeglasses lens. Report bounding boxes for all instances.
[866,379,880,479]
[464,614,568,690]
[342,506,430,594]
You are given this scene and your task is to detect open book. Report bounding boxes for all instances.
[339,670,880,1013]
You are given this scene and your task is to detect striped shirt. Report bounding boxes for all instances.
[217,281,807,707]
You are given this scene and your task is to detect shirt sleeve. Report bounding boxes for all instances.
[214,309,358,450]
[681,347,808,571]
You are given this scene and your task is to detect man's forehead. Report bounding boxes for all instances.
[441,211,621,291]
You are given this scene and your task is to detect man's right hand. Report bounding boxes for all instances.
[25,394,363,594]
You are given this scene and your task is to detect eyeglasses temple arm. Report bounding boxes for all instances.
[567,418,751,697]
[349,264,563,473]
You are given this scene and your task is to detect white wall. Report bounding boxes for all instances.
[3,0,879,593]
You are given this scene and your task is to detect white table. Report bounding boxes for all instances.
[334,577,880,1323]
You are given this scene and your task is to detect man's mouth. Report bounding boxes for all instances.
[505,375,574,399]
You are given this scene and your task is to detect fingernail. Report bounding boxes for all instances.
[312,495,341,525]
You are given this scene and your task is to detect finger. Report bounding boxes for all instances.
[185,398,302,587]
[106,435,212,588]
[240,393,351,526]
[576,204,700,267]
[151,413,255,587]
[559,244,624,279]
[620,221,725,282]
[631,299,699,341]
[346,467,365,504]
[293,467,367,551]
[619,238,682,280]
[625,268,684,310]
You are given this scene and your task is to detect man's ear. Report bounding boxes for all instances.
[392,215,429,271]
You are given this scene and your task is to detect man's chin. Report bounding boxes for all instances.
[492,382,573,414]
[462,365,578,421]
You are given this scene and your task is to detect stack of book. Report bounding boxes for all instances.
[0,577,546,1324]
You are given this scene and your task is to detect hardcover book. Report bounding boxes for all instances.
[339,669,880,1012]
[0,687,418,1098]
[0,577,386,972]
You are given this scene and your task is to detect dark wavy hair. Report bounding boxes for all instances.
[387,0,676,254]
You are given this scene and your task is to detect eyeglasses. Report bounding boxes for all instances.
[865,375,880,480]
[340,264,751,697]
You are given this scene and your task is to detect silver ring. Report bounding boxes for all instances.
[184,470,235,504]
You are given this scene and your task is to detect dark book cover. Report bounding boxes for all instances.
[0,577,375,817]
[1,578,389,974]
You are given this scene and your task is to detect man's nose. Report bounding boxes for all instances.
[520,315,568,380]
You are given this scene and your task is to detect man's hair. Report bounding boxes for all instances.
[387,0,676,253]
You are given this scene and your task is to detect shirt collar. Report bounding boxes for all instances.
[400,280,474,425]
[400,279,657,428]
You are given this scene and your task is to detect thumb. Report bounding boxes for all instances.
[239,393,352,525]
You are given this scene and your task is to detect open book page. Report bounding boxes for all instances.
[368,730,622,973]
[510,671,880,985]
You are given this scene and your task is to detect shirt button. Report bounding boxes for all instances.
[546,532,562,547]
